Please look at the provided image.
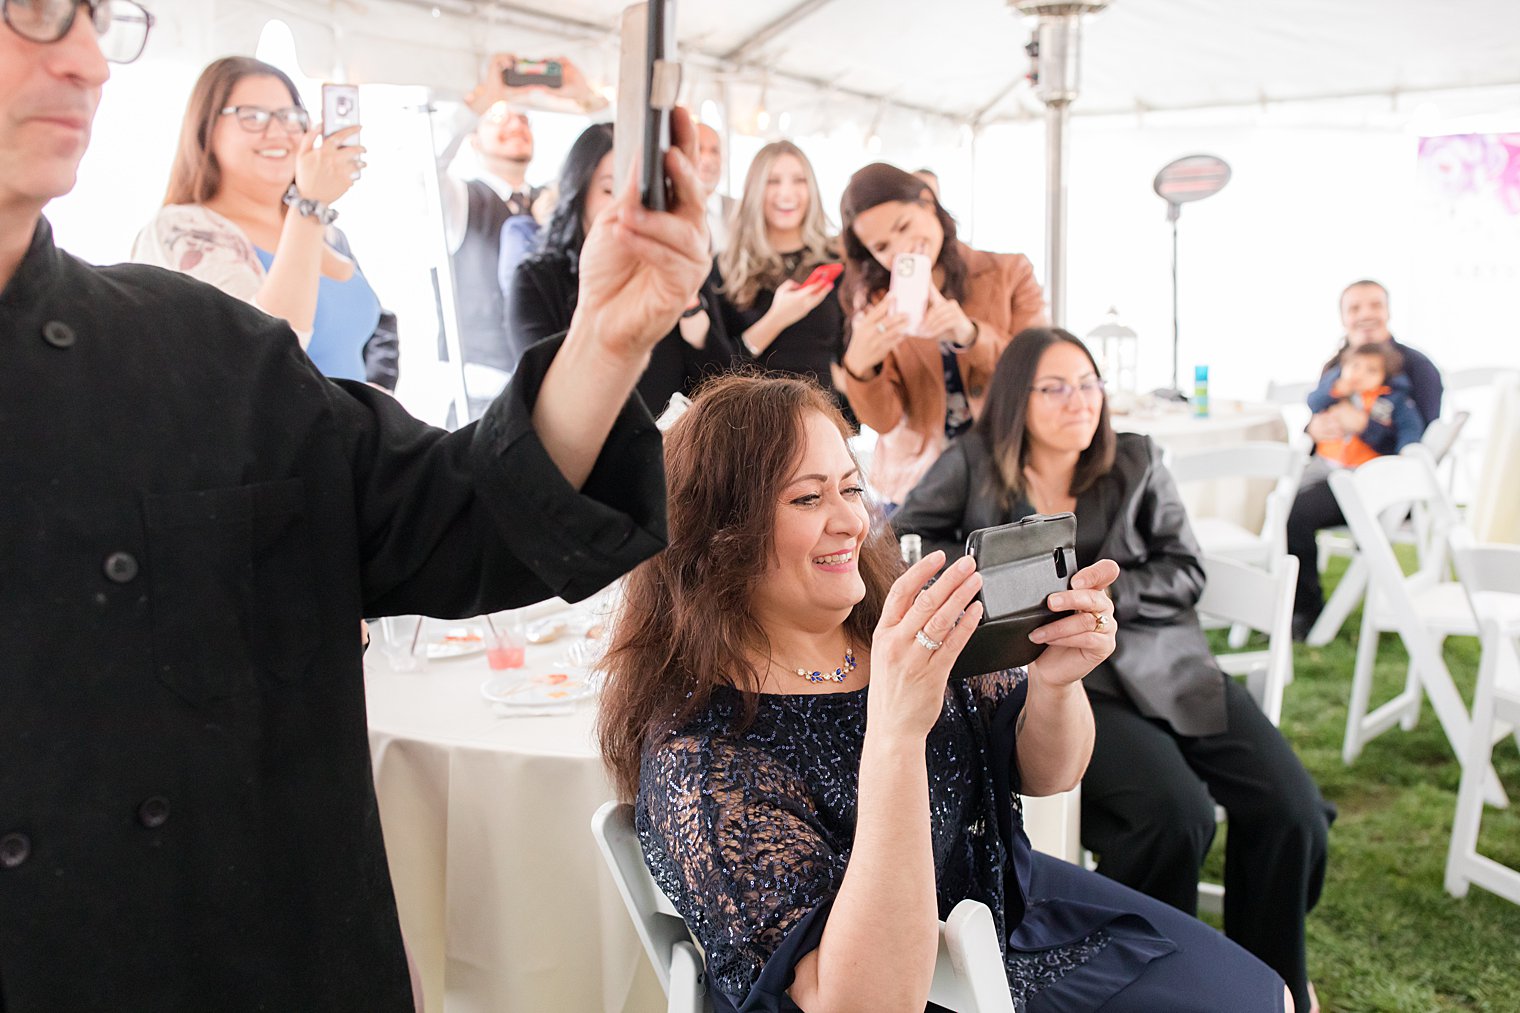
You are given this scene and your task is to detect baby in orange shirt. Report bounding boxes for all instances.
[1308,342,1425,467]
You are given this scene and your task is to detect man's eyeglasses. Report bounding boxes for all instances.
[1030,379,1107,404]
[220,105,312,134]
[3,0,155,64]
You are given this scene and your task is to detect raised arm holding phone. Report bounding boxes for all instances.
[130,57,376,377]
[0,5,709,1006]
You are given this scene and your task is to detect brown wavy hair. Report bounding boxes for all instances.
[598,372,901,802]
[164,57,304,206]
[838,161,968,331]
[976,327,1117,508]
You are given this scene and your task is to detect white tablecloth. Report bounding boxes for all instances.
[1112,399,1290,532]
[366,618,664,1013]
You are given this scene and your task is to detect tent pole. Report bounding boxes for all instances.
[1044,98,1069,328]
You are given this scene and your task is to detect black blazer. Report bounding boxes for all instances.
[893,430,1226,736]
[1,218,666,1010]
[508,248,738,416]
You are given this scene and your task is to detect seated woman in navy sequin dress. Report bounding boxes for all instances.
[598,374,1293,1012]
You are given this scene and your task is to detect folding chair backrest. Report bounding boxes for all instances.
[1421,411,1470,465]
[1169,441,1303,485]
[1449,529,1520,600]
[928,899,1018,1013]
[1446,367,1519,391]
[591,801,702,1000]
[1330,454,1452,605]
[1265,380,1316,404]
[1169,437,1311,552]
[1197,553,1298,725]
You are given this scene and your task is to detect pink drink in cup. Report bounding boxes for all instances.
[487,635,526,670]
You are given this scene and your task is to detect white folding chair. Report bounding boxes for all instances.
[1445,531,1520,905]
[1265,379,1316,436]
[592,802,1015,1013]
[1169,434,1312,570]
[1020,788,1083,864]
[928,900,1018,1013]
[1080,556,1299,913]
[1329,451,1507,807]
[1190,553,1300,913]
[592,802,712,1013]
[1197,553,1299,727]
[1307,413,1470,647]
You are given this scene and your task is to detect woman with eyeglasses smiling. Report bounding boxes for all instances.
[893,326,1332,1013]
[131,56,386,385]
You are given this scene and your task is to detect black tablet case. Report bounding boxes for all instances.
[949,513,1078,678]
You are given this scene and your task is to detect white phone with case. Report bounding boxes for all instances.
[321,83,360,145]
[888,252,932,335]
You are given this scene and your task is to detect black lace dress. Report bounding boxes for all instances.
[636,670,1286,1013]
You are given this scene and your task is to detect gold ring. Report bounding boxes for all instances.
[1092,611,1110,633]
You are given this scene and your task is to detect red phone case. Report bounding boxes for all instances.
[804,263,843,289]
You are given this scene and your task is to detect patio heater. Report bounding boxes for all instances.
[1153,154,1232,395]
[1010,0,1111,328]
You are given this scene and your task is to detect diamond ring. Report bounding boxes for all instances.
[914,629,944,651]
[1093,611,1111,633]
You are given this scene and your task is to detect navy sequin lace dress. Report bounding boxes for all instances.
[636,669,1286,1013]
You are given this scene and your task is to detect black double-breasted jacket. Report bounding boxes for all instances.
[0,219,666,1010]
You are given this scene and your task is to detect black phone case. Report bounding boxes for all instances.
[640,1,673,211]
[949,513,1078,679]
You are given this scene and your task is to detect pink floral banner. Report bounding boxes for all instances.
[1417,133,1520,216]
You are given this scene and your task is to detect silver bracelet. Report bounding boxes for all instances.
[283,184,338,226]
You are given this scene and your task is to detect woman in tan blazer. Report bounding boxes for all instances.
[838,163,1047,507]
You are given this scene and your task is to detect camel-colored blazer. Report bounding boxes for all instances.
[843,244,1048,504]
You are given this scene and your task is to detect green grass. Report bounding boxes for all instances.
[1200,556,1520,1012]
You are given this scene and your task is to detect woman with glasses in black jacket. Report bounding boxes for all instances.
[893,327,1331,1013]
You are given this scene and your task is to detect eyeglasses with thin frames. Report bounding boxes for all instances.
[2,0,156,64]
[1030,379,1107,405]
[220,105,312,135]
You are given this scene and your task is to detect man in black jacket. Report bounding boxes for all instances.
[0,8,709,1010]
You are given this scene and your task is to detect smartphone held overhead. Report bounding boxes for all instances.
[888,252,932,334]
[503,58,564,89]
[614,1,679,211]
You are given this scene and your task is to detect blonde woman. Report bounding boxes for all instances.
[714,141,846,401]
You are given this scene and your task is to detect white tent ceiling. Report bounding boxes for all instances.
[272,0,1520,125]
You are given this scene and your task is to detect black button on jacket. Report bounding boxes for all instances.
[0,219,667,1011]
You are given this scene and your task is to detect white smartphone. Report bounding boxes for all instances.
[888,252,932,335]
[321,83,360,145]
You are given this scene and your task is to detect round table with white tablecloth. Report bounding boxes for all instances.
[1111,398,1290,532]
[365,612,664,1013]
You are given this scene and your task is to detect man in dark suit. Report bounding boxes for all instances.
[0,8,710,1009]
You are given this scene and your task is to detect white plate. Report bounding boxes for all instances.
[426,625,486,659]
[481,671,597,707]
